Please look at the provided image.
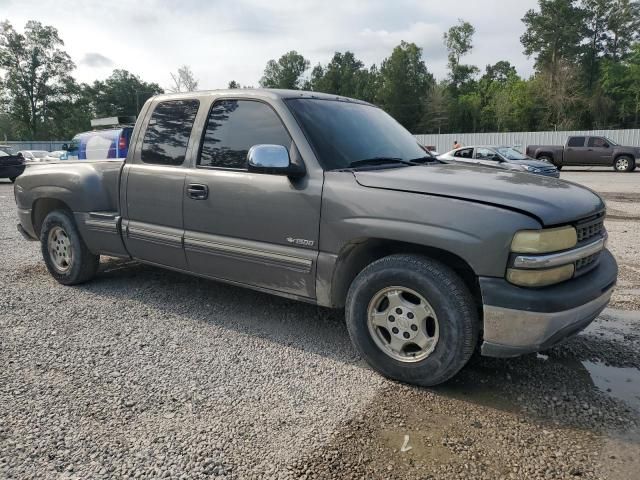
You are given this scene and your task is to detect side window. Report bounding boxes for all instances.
[475,147,498,160]
[454,148,473,158]
[567,137,585,147]
[141,100,200,165]
[199,100,292,169]
[587,137,607,147]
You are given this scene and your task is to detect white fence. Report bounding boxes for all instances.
[415,129,640,153]
[1,140,69,152]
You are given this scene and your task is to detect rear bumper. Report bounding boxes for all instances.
[479,249,617,357]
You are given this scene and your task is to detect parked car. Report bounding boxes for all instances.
[439,146,560,177]
[65,126,133,160]
[0,145,25,182]
[18,150,50,163]
[526,136,640,172]
[44,150,67,161]
[14,89,617,387]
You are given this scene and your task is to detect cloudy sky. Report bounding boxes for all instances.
[2,0,539,89]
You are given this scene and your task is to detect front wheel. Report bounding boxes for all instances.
[345,254,479,386]
[40,210,99,285]
[614,156,635,172]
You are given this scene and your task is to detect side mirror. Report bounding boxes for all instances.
[603,143,610,148]
[247,144,304,178]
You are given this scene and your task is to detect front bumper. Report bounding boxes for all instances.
[480,249,617,357]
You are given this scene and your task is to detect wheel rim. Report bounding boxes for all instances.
[367,286,440,363]
[616,158,629,171]
[47,226,73,273]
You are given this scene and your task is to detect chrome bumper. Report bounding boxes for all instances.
[481,285,614,357]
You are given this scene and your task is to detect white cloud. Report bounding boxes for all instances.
[2,0,539,89]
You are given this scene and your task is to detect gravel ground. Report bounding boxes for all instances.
[1,176,639,479]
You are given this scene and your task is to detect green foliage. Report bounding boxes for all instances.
[308,51,378,102]
[86,69,163,117]
[259,51,309,89]
[0,20,74,138]
[377,41,434,131]
[3,6,640,141]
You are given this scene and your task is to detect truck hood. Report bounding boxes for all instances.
[353,163,604,226]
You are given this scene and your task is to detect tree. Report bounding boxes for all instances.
[521,0,587,88]
[0,20,74,138]
[259,51,309,89]
[420,82,450,133]
[228,80,241,89]
[443,20,479,94]
[309,51,378,102]
[377,41,434,131]
[169,65,199,92]
[604,0,640,60]
[87,69,163,117]
[444,19,475,67]
[601,42,640,127]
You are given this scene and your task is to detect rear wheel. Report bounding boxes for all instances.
[40,210,99,285]
[345,254,479,386]
[614,155,635,172]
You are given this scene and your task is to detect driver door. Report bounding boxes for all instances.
[182,98,322,299]
[474,147,502,168]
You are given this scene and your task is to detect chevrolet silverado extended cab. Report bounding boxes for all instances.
[526,135,639,172]
[15,90,617,386]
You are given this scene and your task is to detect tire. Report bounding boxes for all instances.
[40,209,99,285]
[613,155,635,172]
[538,154,561,170]
[345,254,479,386]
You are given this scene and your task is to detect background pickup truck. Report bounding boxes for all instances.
[526,135,640,172]
[14,89,617,386]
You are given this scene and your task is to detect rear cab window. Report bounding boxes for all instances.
[141,99,200,166]
[567,137,586,147]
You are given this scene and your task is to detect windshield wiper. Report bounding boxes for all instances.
[407,155,440,164]
[346,157,413,169]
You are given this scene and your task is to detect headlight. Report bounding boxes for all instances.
[507,264,575,287]
[522,165,540,173]
[511,226,577,253]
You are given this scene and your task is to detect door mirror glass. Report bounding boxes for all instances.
[247,144,303,177]
[603,143,609,148]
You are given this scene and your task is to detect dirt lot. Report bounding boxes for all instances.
[1,171,639,479]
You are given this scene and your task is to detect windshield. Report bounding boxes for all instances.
[285,98,427,170]
[0,150,8,157]
[495,147,528,160]
[605,137,618,146]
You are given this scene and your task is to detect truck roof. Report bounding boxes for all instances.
[149,88,374,106]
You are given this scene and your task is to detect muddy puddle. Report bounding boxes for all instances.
[582,360,640,412]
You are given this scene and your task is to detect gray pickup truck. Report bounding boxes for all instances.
[526,135,639,172]
[14,90,617,386]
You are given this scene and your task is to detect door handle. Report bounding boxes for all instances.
[187,183,208,199]
[588,149,593,151]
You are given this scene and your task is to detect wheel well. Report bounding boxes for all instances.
[331,239,481,310]
[32,198,72,237]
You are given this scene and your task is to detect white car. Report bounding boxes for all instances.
[44,150,67,161]
[18,150,50,163]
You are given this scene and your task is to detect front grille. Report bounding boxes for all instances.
[576,252,600,271]
[576,215,604,243]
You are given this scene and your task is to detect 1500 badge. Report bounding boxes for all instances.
[286,237,315,247]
